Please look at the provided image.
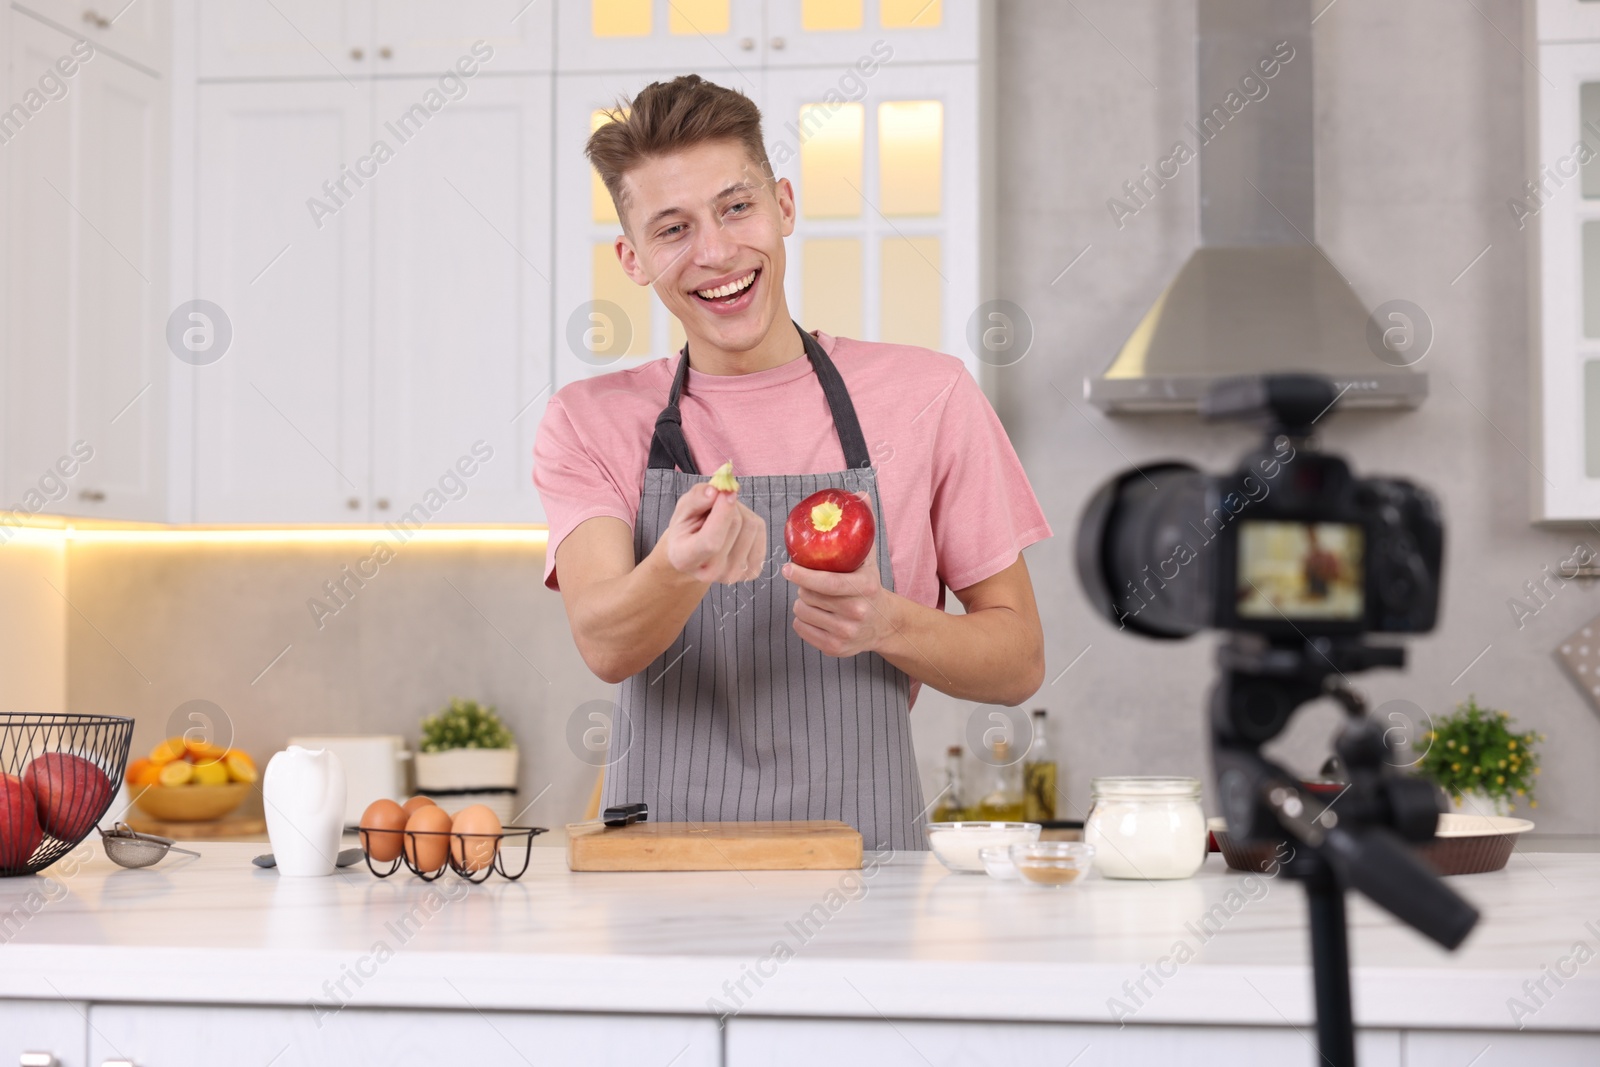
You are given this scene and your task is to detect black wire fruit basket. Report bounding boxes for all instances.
[1,712,133,876]
[359,825,547,884]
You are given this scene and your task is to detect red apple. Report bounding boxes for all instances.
[0,773,43,870]
[23,752,112,841]
[784,489,875,573]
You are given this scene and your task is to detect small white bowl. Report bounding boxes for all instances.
[979,844,1020,880]
[926,821,1041,873]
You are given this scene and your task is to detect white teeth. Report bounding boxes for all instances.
[696,270,756,300]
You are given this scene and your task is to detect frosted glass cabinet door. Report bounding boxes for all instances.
[551,68,751,389]
[369,75,553,524]
[556,0,763,72]
[764,0,981,66]
[765,63,979,375]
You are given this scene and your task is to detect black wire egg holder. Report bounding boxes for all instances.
[358,825,548,883]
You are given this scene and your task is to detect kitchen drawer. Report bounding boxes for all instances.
[0,999,88,1067]
[726,1017,1403,1067]
[1404,1030,1600,1065]
[85,1003,718,1066]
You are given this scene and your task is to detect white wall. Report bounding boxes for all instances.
[0,533,67,711]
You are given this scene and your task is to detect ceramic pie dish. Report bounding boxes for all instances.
[1208,813,1535,876]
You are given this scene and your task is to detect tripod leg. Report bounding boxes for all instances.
[1306,866,1357,1067]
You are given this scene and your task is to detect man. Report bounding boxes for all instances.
[534,75,1050,850]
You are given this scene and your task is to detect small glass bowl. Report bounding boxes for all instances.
[978,844,1020,880]
[1010,841,1095,888]
[925,822,1041,873]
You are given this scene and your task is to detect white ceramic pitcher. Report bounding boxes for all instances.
[262,745,347,877]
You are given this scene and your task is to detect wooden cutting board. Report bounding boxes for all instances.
[566,819,862,871]
[123,811,268,840]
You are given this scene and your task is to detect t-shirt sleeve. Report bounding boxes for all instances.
[533,394,637,591]
[928,368,1053,591]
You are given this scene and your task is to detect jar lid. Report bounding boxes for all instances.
[1090,775,1202,798]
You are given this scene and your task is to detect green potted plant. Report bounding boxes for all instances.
[413,698,518,821]
[1417,695,1543,817]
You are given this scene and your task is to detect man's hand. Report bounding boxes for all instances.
[662,482,768,584]
[785,540,892,658]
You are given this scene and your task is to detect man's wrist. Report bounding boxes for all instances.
[645,533,712,591]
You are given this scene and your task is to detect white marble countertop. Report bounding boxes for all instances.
[0,841,1595,1032]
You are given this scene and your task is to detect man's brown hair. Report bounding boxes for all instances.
[585,74,772,228]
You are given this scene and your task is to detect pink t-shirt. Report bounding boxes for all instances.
[534,332,1053,688]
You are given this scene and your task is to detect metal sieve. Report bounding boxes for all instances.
[98,823,201,869]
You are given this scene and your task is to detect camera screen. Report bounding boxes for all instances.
[1236,521,1364,621]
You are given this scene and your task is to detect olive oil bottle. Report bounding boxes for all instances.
[974,739,1026,821]
[931,745,967,822]
[1024,708,1058,822]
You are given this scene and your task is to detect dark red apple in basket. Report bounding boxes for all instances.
[785,489,876,573]
[0,773,44,869]
[24,753,112,841]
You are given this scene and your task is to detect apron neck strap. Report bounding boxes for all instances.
[647,322,873,474]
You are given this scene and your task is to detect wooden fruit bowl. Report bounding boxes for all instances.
[132,782,250,822]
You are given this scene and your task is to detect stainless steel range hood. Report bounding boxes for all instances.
[1084,0,1426,413]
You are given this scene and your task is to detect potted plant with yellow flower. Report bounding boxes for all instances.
[1417,695,1543,816]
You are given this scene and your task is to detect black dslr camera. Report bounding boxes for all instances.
[1077,374,1443,640]
[1075,375,1475,1067]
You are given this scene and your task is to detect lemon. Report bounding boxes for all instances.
[224,752,258,784]
[158,760,194,787]
[192,760,229,786]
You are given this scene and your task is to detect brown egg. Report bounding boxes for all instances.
[404,804,453,872]
[450,804,502,872]
[359,799,407,863]
[401,795,437,817]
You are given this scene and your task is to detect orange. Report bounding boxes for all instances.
[149,737,187,765]
[185,739,227,764]
[157,760,194,787]
[125,758,154,786]
[224,752,257,784]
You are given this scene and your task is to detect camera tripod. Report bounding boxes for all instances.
[1209,634,1480,1067]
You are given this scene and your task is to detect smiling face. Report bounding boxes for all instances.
[614,140,796,368]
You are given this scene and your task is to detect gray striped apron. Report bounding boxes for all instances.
[602,323,927,851]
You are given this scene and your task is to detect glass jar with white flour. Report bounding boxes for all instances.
[1084,776,1207,880]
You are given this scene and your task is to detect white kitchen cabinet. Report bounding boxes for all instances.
[1529,38,1600,519]
[192,80,371,524]
[0,999,88,1067]
[1535,0,1600,44]
[12,0,168,73]
[85,1003,719,1067]
[197,0,553,80]
[726,1017,1403,1067]
[3,10,168,521]
[371,0,553,75]
[368,75,552,523]
[1405,1030,1600,1065]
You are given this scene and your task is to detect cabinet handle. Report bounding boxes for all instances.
[81,9,110,29]
[739,36,754,50]
[346,497,361,510]
[379,46,393,59]
[376,498,390,510]
[79,489,106,503]
[20,1053,59,1067]
[350,47,364,60]
[770,36,786,50]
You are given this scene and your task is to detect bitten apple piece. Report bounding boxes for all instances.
[709,461,740,493]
